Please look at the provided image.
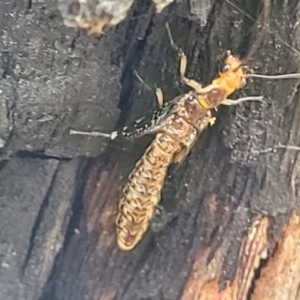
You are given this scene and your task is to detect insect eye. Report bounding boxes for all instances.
[221,64,231,73]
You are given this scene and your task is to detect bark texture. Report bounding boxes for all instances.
[0,0,300,300]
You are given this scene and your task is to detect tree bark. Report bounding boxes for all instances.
[1,0,300,300]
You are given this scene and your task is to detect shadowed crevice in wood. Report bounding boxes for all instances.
[20,164,61,276]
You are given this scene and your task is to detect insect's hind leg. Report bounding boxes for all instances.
[165,23,203,93]
[134,70,164,107]
[155,87,164,107]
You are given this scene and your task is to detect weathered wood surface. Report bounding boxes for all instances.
[1,0,300,300]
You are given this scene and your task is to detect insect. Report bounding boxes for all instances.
[70,36,300,250]
[114,55,262,250]
[70,24,265,250]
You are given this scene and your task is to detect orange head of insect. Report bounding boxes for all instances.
[212,51,252,97]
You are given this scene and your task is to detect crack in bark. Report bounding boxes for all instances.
[20,164,61,277]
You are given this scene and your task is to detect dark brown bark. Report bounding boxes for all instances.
[1,0,300,300]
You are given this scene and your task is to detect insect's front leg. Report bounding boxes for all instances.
[166,23,203,93]
[178,50,203,93]
[221,96,264,106]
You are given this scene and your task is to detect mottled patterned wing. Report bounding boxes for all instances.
[121,95,183,139]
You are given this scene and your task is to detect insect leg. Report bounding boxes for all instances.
[173,142,196,164]
[134,70,164,107]
[221,96,264,106]
[165,23,203,93]
[182,78,203,93]
[178,51,203,92]
[155,87,164,107]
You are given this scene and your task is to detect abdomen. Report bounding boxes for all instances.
[116,94,209,250]
[116,133,178,251]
